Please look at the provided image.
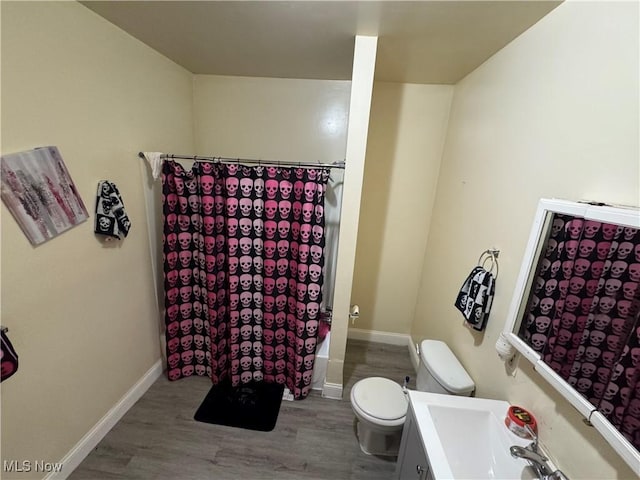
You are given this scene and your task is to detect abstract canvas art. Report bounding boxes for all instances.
[1,146,88,245]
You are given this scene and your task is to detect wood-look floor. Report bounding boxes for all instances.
[70,340,416,480]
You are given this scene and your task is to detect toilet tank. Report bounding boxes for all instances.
[417,340,475,396]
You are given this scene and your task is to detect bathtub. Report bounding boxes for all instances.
[312,331,330,391]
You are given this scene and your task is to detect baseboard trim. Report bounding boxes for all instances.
[347,328,418,375]
[47,360,163,479]
[321,381,343,400]
[347,328,412,346]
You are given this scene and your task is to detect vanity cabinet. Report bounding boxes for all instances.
[395,405,431,480]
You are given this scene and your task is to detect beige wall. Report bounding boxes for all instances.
[351,82,452,334]
[411,1,638,478]
[193,75,350,161]
[0,1,194,477]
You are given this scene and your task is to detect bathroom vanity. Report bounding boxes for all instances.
[396,391,536,480]
[396,403,429,479]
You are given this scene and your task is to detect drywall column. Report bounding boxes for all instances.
[324,35,377,398]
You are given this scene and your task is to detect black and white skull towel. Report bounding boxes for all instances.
[454,266,495,331]
[94,180,131,239]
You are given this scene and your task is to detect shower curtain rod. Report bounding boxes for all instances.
[138,152,345,170]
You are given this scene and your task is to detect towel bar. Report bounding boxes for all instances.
[478,249,500,278]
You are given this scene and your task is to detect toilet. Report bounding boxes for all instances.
[349,339,475,456]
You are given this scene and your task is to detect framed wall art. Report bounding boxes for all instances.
[1,146,88,245]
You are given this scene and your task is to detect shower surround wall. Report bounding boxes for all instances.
[192,75,350,163]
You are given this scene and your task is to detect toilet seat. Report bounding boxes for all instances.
[350,377,408,427]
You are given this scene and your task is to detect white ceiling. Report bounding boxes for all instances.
[81,1,562,85]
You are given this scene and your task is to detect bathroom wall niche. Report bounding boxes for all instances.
[504,198,640,475]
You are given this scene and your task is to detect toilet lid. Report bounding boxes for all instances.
[352,377,407,421]
[420,340,475,395]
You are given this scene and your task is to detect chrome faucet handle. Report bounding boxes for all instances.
[511,428,567,480]
[524,424,541,451]
[548,470,570,480]
[510,445,552,479]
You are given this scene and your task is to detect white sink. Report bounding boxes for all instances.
[408,391,536,480]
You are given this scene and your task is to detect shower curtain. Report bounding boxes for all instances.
[162,160,330,399]
[519,215,640,448]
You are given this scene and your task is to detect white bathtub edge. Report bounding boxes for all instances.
[312,331,331,391]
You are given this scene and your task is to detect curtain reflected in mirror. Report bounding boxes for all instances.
[517,213,640,450]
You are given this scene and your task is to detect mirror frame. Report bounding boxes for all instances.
[503,198,640,475]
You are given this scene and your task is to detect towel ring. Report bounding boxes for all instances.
[478,249,500,278]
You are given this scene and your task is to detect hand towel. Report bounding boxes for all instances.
[95,181,131,239]
[1,330,19,382]
[142,152,163,180]
[454,266,495,331]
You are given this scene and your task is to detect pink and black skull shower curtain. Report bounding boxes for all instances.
[162,160,330,399]
[519,216,640,448]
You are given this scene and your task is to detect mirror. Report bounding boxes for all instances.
[504,198,640,475]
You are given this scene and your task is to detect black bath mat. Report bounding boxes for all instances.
[194,380,285,432]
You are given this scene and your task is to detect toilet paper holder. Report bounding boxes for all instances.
[349,305,360,324]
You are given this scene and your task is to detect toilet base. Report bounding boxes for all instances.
[355,420,403,457]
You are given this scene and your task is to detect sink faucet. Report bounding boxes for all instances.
[510,445,552,477]
[510,427,569,480]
